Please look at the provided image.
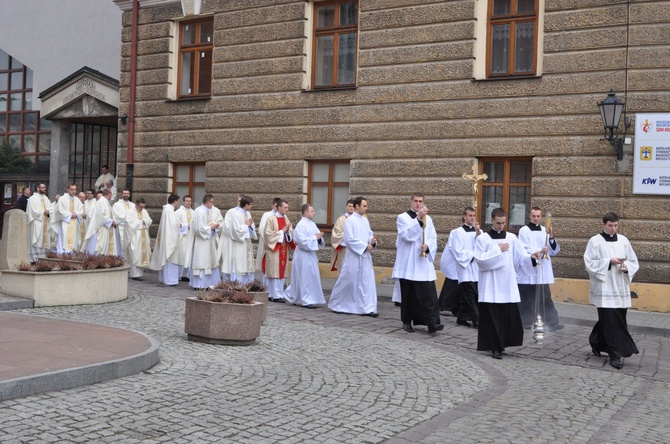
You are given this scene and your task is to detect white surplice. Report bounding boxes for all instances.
[327,212,377,314]
[451,225,480,284]
[392,211,438,282]
[55,194,84,254]
[440,228,460,281]
[517,223,559,285]
[584,233,639,308]
[285,217,326,306]
[474,231,535,303]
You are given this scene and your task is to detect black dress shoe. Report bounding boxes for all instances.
[361,312,379,318]
[428,324,445,333]
[131,277,144,281]
[302,304,316,309]
[492,351,502,359]
[180,277,190,282]
[610,357,623,369]
[457,319,472,327]
[592,347,603,357]
[394,302,401,307]
[271,298,286,303]
[403,323,414,333]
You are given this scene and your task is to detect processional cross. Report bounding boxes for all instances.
[461,164,488,223]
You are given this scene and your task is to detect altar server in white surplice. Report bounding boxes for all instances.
[126,198,152,280]
[55,184,85,254]
[285,204,326,308]
[150,194,187,286]
[327,196,378,317]
[474,208,541,360]
[451,207,482,328]
[255,197,282,283]
[83,188,120,255]
[437,221,464,316]
[219,195,257,284]
[27,183,51,262]
[176,195,194,281]
[184,194,222,289]
[584,212,639,370]
[112,189,133,258]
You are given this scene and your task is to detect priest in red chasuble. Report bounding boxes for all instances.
[263,199,295,302]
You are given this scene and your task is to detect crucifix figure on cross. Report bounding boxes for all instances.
[462,164,488,224]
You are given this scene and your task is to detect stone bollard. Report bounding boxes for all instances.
[0,209,30,270]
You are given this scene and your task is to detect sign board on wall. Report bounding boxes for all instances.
[633,113,670,195]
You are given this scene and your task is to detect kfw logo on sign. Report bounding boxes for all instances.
[641,177,657,185]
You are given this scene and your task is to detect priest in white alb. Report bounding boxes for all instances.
[184,194,222,289]
[125,197,152,280]
[255,197,282,283]
[112,189,133,258]
[263,199,295,302]
[327,197,378,317]
[285,204,326,308]
[219,195,256,284]
[330,199,355,274]
[176,195,194,281]
[55,184,85,254]
[149,194,186,286]
[82,188,119,255]
[474,208,541,359]
[26,183,51,262]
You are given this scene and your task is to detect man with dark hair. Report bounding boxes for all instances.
[184,194,221,289]
[126,197,153,281]
[328,196,378,317]
[392,193,443,333]
[475,208,541,359]
[220,195,256,284]
[263,199,295,302]
[27,183,51,262]
[450,207,482,328]
[17,187,31,212]
[517,207,563,331]
[54,184,84,254]
[83,188,119,256]
[584,212,639,369]
[285,203,326,308]
[94,165,115,191]
[150,194,186,286]
[112,189,132,258]
[330,199,355,274]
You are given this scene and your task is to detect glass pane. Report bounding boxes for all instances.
[23,112,37,130]
[508,186,531,228]
[312,163,329,182]
[517,0,535,14]
[200,20,213,44]
[39,133,51,153]
[37,155,50,173]
[194,164,206,182]
[333,163,350,182]
[0,73,7,90]
[510,161,531,182]
[181,23,195,45]
[193,185,206,209]
[0,114,5,132]
[315,35,334,87]
[340,2,357,26]
[0,94,6,112]
[25,68,33,89]
[180,52,194,95]
[40,118,52,131]
[9,93,22,111]
[491,24,510,74]
[514,22,534,73]
[176,185,189,199]
[493,0,511,15]
[337,33,357,85]
[23,134,36,152]
[482,186,502,228]
[0,49,8,70]
[198,50,212,95]
[10,72,23,90]
[317,4,335,28]
[23,91,32,110]
[483,161,504,182]
[11,58,23,70]
[9,113,20,131]
[8,134,20,148]
[331,186,350,224]
[311,185,328,225]
[176,164,190,181]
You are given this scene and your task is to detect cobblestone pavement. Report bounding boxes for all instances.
[2,274,670,443]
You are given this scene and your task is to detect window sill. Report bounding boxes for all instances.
[166,95,213,102]
[472,75,542,82]
[302,86,358,93]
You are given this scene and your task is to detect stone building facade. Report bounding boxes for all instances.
[113,0,670,304]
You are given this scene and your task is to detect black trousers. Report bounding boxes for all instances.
[477,302,523,352]
[457,281,479,324]
[589,308,639,358]
[399,278,441,329]
[438,277,461,314]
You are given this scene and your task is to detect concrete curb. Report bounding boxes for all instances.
[0,329,160,402]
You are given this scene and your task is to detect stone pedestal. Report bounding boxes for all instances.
[0,209,29,270]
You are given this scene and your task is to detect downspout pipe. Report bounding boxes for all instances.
[126,0,139,192]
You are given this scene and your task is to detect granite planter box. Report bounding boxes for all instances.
[1,264,130,307]
[185,297,264,345]
[249,291,269,322]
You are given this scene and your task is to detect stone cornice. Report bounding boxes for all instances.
[113,0,180,12]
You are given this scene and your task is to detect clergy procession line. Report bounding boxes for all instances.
[25,183,640,369]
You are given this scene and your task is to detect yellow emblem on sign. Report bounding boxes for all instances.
[640,146,653,161]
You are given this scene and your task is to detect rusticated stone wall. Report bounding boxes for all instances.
[117,0,670,284]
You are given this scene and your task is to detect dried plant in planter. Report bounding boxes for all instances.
[197,281,255,304]
[213,281,249,293]
[246,281,268,292]
[58,260,82,271]
[82,255,100,270]
[17,262,34,272]
[35,260,57,272]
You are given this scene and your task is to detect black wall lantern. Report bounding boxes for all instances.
[598,90,626,160]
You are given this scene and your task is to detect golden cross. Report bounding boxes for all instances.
[462,164,488,221]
